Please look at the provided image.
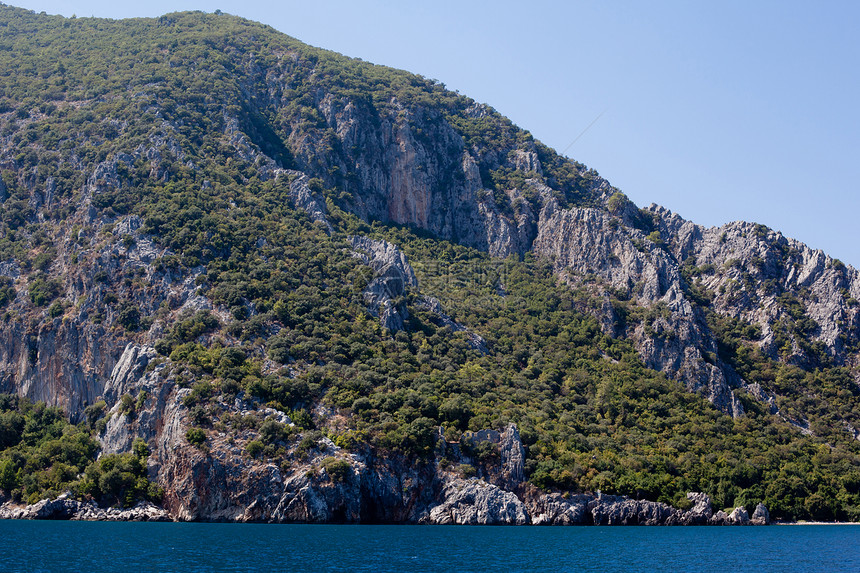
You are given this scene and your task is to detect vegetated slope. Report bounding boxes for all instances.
[0,5,859,522]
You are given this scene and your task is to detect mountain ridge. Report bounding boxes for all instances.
[0,5,859,523]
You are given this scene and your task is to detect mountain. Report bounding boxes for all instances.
[0,5,859,523]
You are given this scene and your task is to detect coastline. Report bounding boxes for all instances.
[0,490,778,525]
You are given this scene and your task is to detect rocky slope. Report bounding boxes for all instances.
[5,381,770,526]
[0,6,858,523]
[2,7,856,420]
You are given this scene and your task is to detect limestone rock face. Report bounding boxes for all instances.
[101,346,175,456]
[297,96,499,256]
[499,424,526,491]
[532,202,742,414]
[751,502,771,525]
[102,344,159,405]
[528,494,591,525]
[727,506,751,525]
[428,478,530,525]
[528,197,860,414]
[678,492,714,525]
[0,315,126,423]
[588,494,680,526]
[661,211,860,367]
[349,236,418,331]
[0,497,170,521]
[284,171,332,232]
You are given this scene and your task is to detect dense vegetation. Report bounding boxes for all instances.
[1,5,860,522]
[0,394,161,506]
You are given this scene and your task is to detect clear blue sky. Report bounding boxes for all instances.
[11,1,860,266]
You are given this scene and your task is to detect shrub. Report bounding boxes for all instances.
[259,419,289,444]
[117,302,140,331]
[84,400,107,428]
[28,275,62,306]
[119,394,135,417]
[245,440,264,458]
[132,438,150,459]
[185,427,206,448]
[606,191,629,215]
[320,457,351,482]
[0,277,14,307]
[458,464,477,478]
[48,301,64,318]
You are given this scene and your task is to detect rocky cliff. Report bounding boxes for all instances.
[0,6,857,523]
[3,396,770,525]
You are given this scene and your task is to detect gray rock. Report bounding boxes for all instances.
[428,478,530,525]
[751,503,770,525]
[283,171,332,233]
[682,491,714,524]
[349,236,417,331]
[102,344,158,405]
[532,202,742,414]
[589,494,680,525]
[0,314,124,422]
[727,506,750,525]
[709,510,730,525]
[499,424,525,490]
[529,493,591,525]
[0,498,171,521]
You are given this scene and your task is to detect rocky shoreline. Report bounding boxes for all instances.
[0,495,170,521]
[0,408,772,526]
[0,489,769,526]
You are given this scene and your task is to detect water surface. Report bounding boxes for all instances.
[2,521,859,572]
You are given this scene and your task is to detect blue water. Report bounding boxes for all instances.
[1,522,859,572]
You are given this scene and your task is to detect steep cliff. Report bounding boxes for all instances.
[0,6,859,523]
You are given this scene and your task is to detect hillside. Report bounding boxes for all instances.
[0,5,859,523]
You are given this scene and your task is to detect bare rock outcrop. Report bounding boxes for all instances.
[283,171,332,232]
[657,208,860,367]
[679,491,714,525]
[101,346,175,456]
[427,478,530,525]
[588,493,680,525]
[529,493,591,525]
[0,496,170,521]
[532,201,742,414]
[349,236,418,331]
[727,506,751,525]
[751,502,771,525]
[0,317,124,422]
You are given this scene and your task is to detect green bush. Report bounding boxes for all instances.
[458,464,477,478]
[320,457,351,482]
[185,427,206,448]
[245,440,264,458]
[28,275,61,307]
[0,277,14,307]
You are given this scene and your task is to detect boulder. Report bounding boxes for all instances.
[589,494,679,526]
[529,493,590,525]
[751,503,770,525]
[428,478,529,525]
[727,506,750,525]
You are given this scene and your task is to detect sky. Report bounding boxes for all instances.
[9,1,860,266]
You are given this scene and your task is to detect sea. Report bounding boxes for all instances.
[2,521,859,572]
